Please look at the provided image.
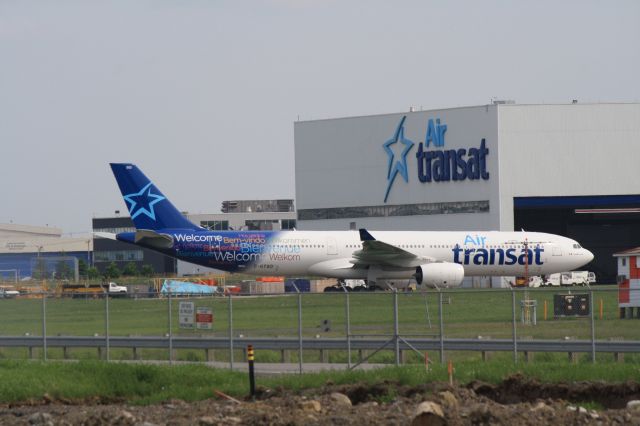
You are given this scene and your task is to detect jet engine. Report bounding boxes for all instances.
[415,262,465,288]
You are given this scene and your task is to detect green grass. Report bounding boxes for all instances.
[0,360,247,404]
[0,286,637,362]
[0,359,638,404]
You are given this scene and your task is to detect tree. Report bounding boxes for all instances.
[105,262,121,279]
[33,258,46,280]
[140,264,154,277]
[87,267,100,280]
[123,262,138,276]
[55,260,72,280]
[78,259,88,279]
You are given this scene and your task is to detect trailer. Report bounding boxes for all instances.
[60,282,127,298]
[0,287,19,298]
[528,271,595,287]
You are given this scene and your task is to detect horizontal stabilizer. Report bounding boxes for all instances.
[93,232,117,240]
[134,229,174,249]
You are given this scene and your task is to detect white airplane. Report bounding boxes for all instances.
[109,163,594,288]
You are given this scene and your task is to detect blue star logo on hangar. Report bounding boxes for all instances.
[383,116,414,203]
[123,182,165,221]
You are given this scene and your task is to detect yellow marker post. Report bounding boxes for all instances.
[599,299,603,320]
[447,360,453,385]
[247,344,255,398]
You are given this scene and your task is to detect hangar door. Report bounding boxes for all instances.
[514,195,640,284]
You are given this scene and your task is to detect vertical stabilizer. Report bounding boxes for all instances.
[110,163,199,231]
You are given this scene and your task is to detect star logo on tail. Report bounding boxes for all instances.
[123,182,165,221]
[383,116,414,202]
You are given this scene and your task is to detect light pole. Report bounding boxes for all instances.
[35,244,44,281]
[87,239,92,268]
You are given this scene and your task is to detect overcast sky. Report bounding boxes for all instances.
[1,0,639,235]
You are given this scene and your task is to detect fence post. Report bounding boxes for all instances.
[228,293,234,370]
[511,289,518,363]
[105,292,110,361]
[438,290,444,364]
[522,336,533,363]
[590,290,596,364]
[42,291,47,361]
[205,348,215,362]
[293,283,303,375]
[567,337,578,363]
[341,283,352,369]
[168,287,173,365]
[393,289,400,366]
[611,337,624,362]
[133,344,140,360]
[479,335,491,362]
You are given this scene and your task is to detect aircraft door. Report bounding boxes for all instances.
[552,245,563,256]
[326,237,338,255]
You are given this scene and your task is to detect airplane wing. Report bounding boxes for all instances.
[351,229,435,268]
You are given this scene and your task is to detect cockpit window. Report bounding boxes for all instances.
[573,243,582,249]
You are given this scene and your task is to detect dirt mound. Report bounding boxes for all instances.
[2,376,640,425]
[469,374,640,409]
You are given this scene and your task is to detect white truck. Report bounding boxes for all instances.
[0,287,20,298]
[528,271,595,287]
[106,282,128,294]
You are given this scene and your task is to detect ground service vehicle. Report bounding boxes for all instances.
[528,271,595,287]
[61,282,128,298]
[0,287,19,298]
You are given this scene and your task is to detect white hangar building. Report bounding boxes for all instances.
[294,102,640,283]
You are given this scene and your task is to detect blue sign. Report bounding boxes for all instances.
[382,116,490,202]
[383,116,414,203]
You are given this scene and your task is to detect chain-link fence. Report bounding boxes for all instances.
[0,286,638,368]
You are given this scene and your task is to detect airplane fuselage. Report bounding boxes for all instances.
[109,163,593,286]
[117,229,592,280]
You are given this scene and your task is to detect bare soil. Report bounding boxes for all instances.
[2,375,640,425]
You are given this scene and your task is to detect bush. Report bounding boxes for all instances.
[123,262,138,276]
[140,265,154,277]
[105,262,121,279]
[87,267,100,280]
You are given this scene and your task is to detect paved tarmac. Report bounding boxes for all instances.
[211,360,387,375]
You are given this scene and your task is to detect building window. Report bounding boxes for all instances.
[281,219,297,230]
[94,250,144,263]
[622,258,627,267]
[298,200,490,220]
[200,221,229,231]
[93,227,136,234]
[245,220,277,231]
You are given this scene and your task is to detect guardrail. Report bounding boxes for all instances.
[1,335,638,355]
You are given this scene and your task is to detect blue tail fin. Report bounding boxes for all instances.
[110,163,199,231]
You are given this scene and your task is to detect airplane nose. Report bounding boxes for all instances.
[585,249,594,262]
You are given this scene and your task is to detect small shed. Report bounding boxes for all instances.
[613,247,640,319]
